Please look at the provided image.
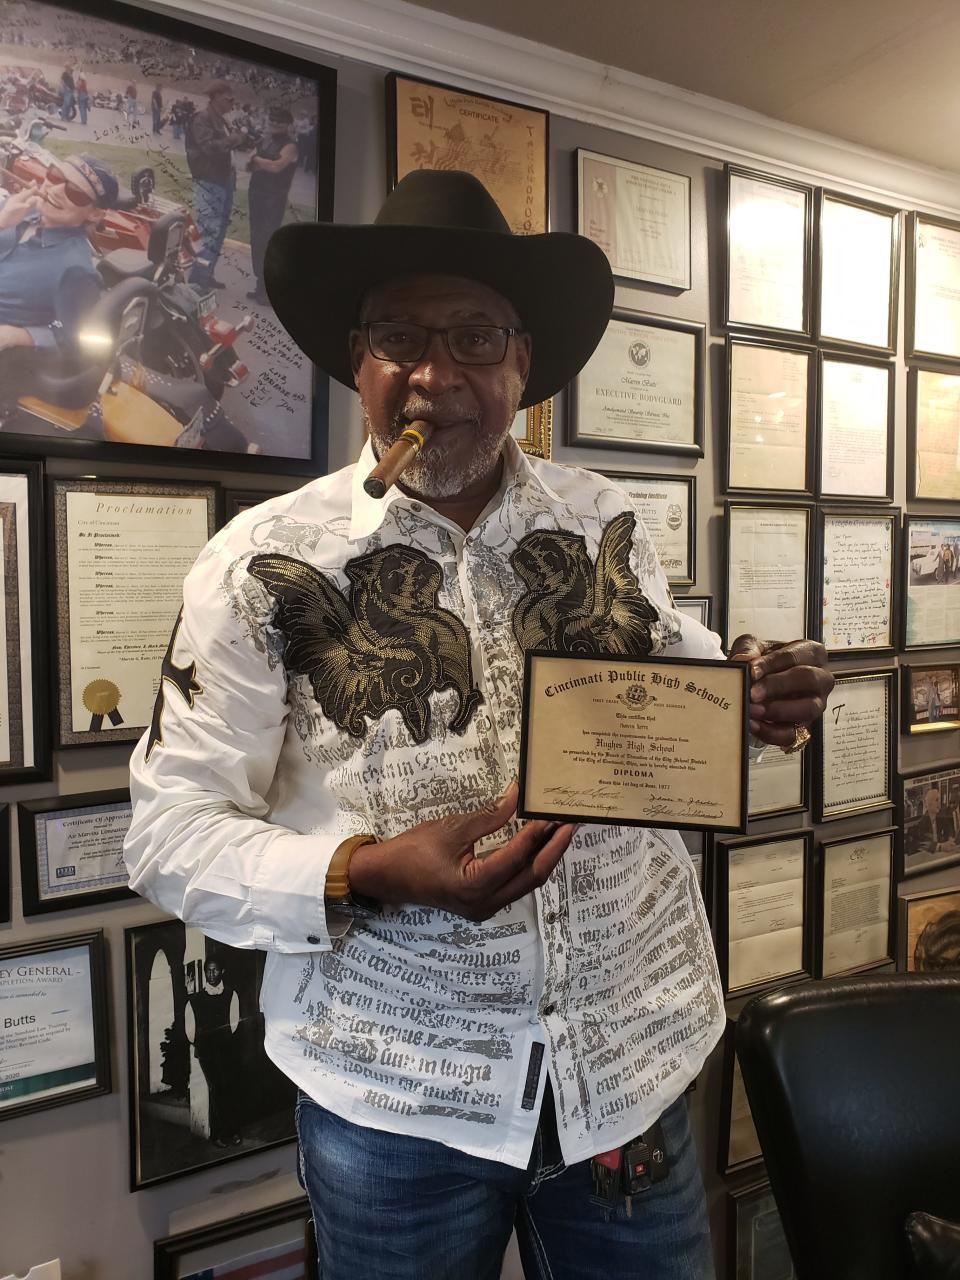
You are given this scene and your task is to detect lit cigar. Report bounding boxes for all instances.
[363,419,436,498]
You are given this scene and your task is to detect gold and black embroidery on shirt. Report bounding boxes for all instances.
[248,546,483,744]
[145,609,204,762]
[511,510,659,655]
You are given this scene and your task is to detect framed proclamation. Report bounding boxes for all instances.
[815,670,896,823]
[51,478,219,748]
[817,508,898,657]
[725,165,813,340]
[898,884,960,973]
[725,339,814,495]
[897,763,960,880]
[815,829,895,979]
[386,73,548,235]
[18,789,133,916]
[903,515,960,650]
[714,830,812,999]
[817,353,894,502]
[718,1020,763,1177]
[602,473,695,586]
[901,662,960,735]
[576,149,691,289]
[908,212,960,362]
[723,502,812,648]
[908,367,960,502]
[816,191,900,356]
[570,311,704,456]
[726,1181,796,1280]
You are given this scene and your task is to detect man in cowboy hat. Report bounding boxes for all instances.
[125,169,832,1279]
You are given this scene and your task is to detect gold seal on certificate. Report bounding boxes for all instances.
[83,678,123,731]
[518,652,748,832]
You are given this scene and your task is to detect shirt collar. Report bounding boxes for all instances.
[19,215,88,246]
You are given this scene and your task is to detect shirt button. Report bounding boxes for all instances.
[410,503,421,513]
[307,935,321,945]
[544,911,558,925]
[542,1002,557,1017]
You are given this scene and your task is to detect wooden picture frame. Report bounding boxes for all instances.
[898,883,960,973]
[901,662,960,735]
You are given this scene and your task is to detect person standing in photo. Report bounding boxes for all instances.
[124,82,138,128]
[245,106,297,305]
[184,956,242,1148]
[58,64,74,121]
[151,84,164,135]
[185,80,245,288]
[76,74,89,126]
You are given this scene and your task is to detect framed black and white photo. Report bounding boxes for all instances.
[815,669,896,823]
[815,829,895,978]
[0,930,111,1122]
[718,1020,763,1177]
[673,594,713,630]
[570,311,704,456]
[126,918,296,1189]
[908,366,960,502]
[727,1180,797,1280]
[724,338,815,495]
[723,502,812,649]
[748,746,808,822]
[18,788,132,915]
[901,662,960,735]
[898,884,960,973]
[907,211,960,363]
[817,507,898,657]
[815,190,900,356]
[511,398,553,460]
[897,763,960,880]
[154,1197,316,1280]
[816,353,894,502]
[602,472,695,586]
[903,515,960,650]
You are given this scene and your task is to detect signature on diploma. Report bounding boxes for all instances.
[643,797,723,819]
[543,784,620,815]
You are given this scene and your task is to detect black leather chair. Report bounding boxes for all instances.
[736,973,960,1280]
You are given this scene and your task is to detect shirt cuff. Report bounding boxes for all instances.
[250,830,343,952]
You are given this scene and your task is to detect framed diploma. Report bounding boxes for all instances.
[897,763,960,879]
[901,662,960,735]
[154,1198,316,1280]
[576,149,691,289]
[908,367,960,502]
[725,165,813,340]
[726,1180,796,1280]
[718,1020,763,1177]
[723,502,813,648]
[602,472,695,587]
[18,789,133,916]
[570,311,704,456]
[898,884,960,973]
[815,670,896,823]
[817,353,894,502]
[714,830,812,999]
[0,806,9,925]
[725,339,814,495]
[817,508,898,657]
[748,746,807,821]
[511,399,553,460]
[816,191,900,356]
[903,515,960,650]
[51,478,219,748]
[673,594,713,630]
[0,930,111,1122]
[815,829,895,979]
[386,72,548,235]
[518,652,749,833]
[907,212,960,362]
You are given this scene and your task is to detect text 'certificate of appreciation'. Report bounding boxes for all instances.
[519,652,748,832]
[728,342,809,492]
[728,170,808,334]
[821,514,894,653]
[913,216,960,359]
[726,505,809,645]
[726,836,806,993]
[820,358,891,499]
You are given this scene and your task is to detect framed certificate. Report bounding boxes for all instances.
[817,507,898,657]
[570,311,704,455]
[726,1180,795,1280]
[897,763,960,880]
[714,830,812,999]
[725,339,815,495]
[816,191,900,356]
[907,212,960,362]
[815,829,895,979]
[815,669,896,823]
[576,149,691,289]
[18,789,133,915]
[898,884,960,973]
[673,594,713,630]
[748,746,807,821]
[817,353,894,502]
[602,472,695,586]
[511,399,553,460]
[725,165,813,339]
[908,367,960,502]
[723,502,812,648]
[51,478,219,748]
[903,515,960,650]
[718,1020,763,1177]
[0,930,111,1122]
[154,1198,315,1280]
[901,662,960,735]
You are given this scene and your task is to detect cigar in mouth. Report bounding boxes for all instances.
[363,419,436,499]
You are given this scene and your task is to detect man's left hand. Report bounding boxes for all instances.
[0,325,33,351]
[729,634,834,749]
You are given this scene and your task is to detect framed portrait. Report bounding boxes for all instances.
[602,472,695,586]
[570,311,704,456]
[126,918,297,1190]
[0,458,49,782]
[673,594,713,630]
[897,763,960,880]
[725,165,813,340]
[718,1019,763,1177]
[815,669,896,823]
[817,507,898,657]
[901,662,960,735]
[727,1180,797,1280]
[724,338,815,495]
[816,353,894,502]
[907,211,960,363]
[815,828,895,979]
[576,149,691,289]
[908,366,960,502]
[18,788,133,915]
[0,805,9,925]
[0,0,336,472]
[0,929,111,1122]
[511,398,553,459]
[748,745,808,822]
[51,477,218,748]
[386,72,547,235]
[898,884,960,973]
[903,515,960,650]
[154,1197,317,1280]
[713,830,812,999]
[723,502,812,649]
[815,190,900,356]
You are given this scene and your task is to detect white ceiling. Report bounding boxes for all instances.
[406,0,960,174]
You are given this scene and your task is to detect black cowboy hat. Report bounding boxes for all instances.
[263,169,614,409]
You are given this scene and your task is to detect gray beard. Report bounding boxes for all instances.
[363,401,509,500]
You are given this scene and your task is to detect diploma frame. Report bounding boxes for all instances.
[896,762,960,880]
[898,883,960,973]
[718,1019,763,1177]
[813,828,896,979]
[902,514,960,651]
[154,1197,317,1280]
[814,669,897,823]
[816,352,895,503]
[18,788,133,915]
[723,337,816,496]
[907,366,960,503]
[815,189,901,357]
[601,472,696,587]
[673,594,714,630]
[901,662,960,735]
[815,506,899,658]
[569,310,705,456]
[726,1179,795,1280]
[724,165,814,341]
[0,929,111,1122]
[907,211,960,363]
[722,501,814,650]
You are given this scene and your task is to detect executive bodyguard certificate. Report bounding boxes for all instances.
[518,652,748,832]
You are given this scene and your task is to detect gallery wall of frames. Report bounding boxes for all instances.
[2,0,960,1277]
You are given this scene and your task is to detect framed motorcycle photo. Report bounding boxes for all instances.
[0,0,336,473]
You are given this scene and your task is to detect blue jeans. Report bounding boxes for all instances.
[296,1085,715,1279]
[190,175,235,285]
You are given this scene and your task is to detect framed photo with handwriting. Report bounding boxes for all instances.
[602,472,695,586]
[817,507,898,657]
[903,514,960,650]
[18,789,133,916]
[815,829,895,978]
[724,338,815,495]
[817,353,894,502]
[901,662,960,735]
[897,763,960,880]
[511,399,553,459]
[723,501,812,649]
[154,1197,317,1280]
[726,1180,797,1280]
[815,669,896,823]
[718,1019,763,1177]
[907,211,960,362]
[898,883,960,973]
[816,190,900,356]
[908,367,960,502]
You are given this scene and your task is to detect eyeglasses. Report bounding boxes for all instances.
[44,164,95,208]
[364,321,522,367]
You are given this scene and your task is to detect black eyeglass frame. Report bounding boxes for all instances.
[362,321,524,366]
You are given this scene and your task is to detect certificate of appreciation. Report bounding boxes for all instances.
[726,167,811,336]
[819,356,893,500]
[518,652,748,832]
[19,790,133,914]
[727,340,811,493]
[911,214,960,360]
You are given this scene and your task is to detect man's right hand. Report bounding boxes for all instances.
[0,180,41,230]
[348,781,575,922]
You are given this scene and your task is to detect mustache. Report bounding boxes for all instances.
[398,397,481,429]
